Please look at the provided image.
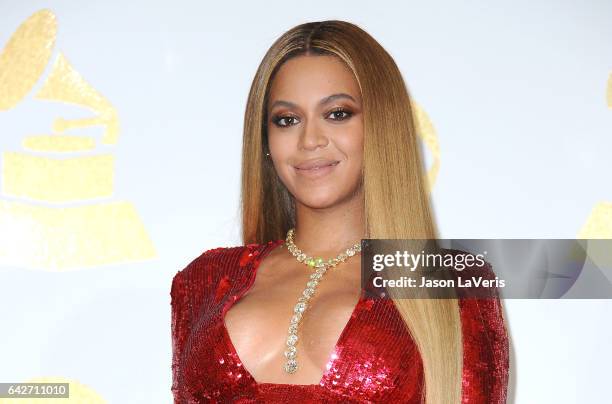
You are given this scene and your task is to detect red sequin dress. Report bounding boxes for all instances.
[171,239,509,403]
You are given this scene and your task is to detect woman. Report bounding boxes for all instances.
[171,20,509,403]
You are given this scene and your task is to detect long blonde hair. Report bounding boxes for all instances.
[241,20,462,403]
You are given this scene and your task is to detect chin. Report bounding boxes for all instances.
[296,192,341,209]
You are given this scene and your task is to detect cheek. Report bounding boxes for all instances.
[337,129,364,166]
[268,131,295,156]
[267,134,295,181]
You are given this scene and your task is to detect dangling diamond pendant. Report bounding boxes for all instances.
[283,264,327,374]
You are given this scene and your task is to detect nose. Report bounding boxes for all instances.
[298,119,329,151]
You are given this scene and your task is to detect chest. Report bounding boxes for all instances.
[180,255,425,402]
[223,267,364,384]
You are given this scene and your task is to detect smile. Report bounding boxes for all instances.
[293,161,340,178]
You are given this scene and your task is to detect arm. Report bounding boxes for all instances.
[170,270,192,403]
[472,296,510,404]
[461,259,510,404]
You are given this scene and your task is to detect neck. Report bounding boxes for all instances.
[290,191,365,257]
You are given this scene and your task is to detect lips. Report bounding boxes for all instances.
[294,159,340,170]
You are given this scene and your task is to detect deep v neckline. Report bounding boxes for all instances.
[220,239,366,387]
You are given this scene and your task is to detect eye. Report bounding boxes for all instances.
[272,115,300,128]
[326,107,353,121]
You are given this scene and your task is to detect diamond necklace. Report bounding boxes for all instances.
[282,227,362,374]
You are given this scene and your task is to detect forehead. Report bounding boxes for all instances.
[268,55,361,106]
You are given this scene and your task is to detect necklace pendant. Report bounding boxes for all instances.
[284,359,298,374]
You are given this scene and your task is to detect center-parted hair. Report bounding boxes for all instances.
[241,20,462,404]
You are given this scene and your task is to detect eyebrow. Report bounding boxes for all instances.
[269,93,357,110]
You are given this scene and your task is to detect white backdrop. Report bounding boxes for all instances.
[0,1,611,403]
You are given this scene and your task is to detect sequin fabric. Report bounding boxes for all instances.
[171,239,509,403]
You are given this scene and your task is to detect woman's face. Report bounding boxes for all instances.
[266,55,364,209]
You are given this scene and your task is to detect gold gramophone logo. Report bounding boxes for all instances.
[0,9,156,270]
[577,71,612,239]
[412,101,440,192]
